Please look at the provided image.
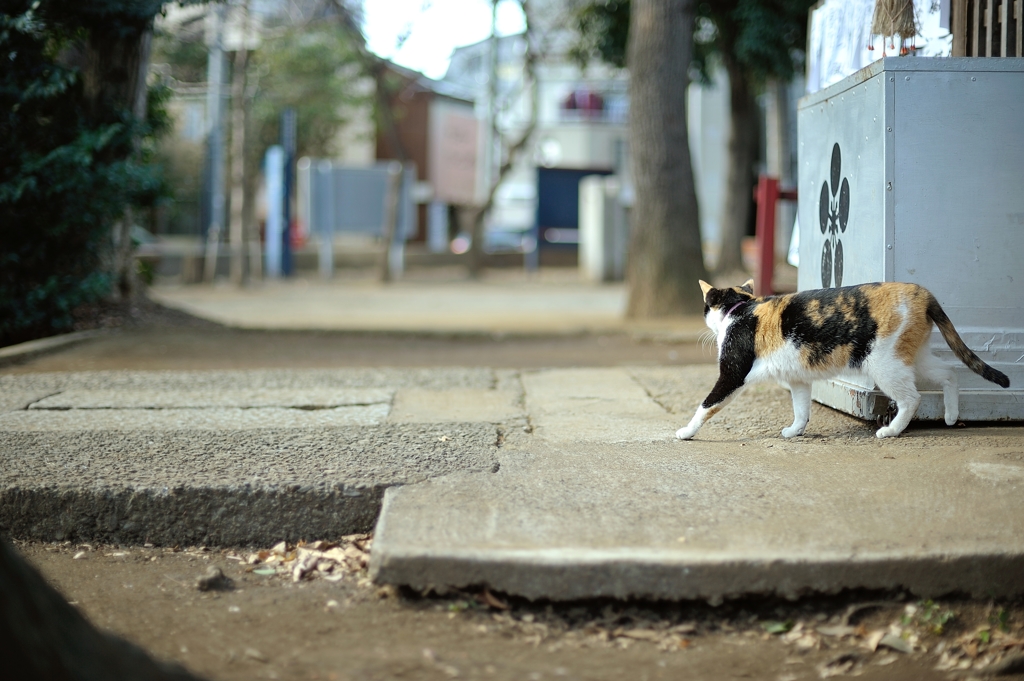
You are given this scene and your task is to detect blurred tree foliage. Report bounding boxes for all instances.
[571,0,812,87]
[0,3,170,346]
[150,13,368,241]
[153,15,366,161]
[249,21,367,160]
[570,0,814,275]
[569,0,631,69]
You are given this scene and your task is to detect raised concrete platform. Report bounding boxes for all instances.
[147,276,706,341]
[0,369,507,546]
[3,365,1023,602]
[369,368,1024,603]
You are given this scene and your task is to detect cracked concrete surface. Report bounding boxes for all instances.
[0,369,508,546]
[3,364,1023,602]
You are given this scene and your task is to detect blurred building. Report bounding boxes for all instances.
[442,28,629,260]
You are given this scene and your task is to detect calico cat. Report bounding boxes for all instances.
[676,280,1010,440]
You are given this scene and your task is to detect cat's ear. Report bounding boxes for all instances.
[698,280,713,300]
[740,279,755,294]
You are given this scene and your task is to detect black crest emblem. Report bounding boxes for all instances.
[819,143,849,288]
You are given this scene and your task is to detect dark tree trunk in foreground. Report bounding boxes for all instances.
[714,56,757,276]
[0,538,204,680]
[626,0,708,317]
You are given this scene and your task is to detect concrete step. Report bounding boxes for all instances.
[369,367,1024,603]
[0,368,513,546]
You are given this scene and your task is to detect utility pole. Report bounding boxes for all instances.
[203,4,227,283]
[229,0,251,286]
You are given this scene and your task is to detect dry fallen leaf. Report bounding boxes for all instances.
[817,625,856,638]
[877,633,913,654]
[864,629,886,652]
[818,652,862,678]
[479,589,509,610]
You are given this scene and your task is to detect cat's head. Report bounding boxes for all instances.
[698,279,755,331]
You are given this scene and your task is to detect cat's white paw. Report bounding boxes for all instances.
[676,427,697,440]
[944,410,959,427]
[781,425,806,438]
[875,425,902,438]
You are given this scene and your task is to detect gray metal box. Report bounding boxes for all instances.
[797,57,1024,421]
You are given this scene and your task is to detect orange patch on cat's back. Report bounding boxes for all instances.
[804,299,825,326]
[753,298,788,356]
[864,283,932,364]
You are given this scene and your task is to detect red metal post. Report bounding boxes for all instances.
[754,175,778,297]
[753,176,798,297]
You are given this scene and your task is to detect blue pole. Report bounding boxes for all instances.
[281,108,297,276]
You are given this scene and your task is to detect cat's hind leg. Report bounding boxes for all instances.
[915,347,958,426]
[781,382,812,438]
[871,362,921,438]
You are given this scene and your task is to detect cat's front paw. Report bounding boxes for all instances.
[676,426,697,440]
[944,410,959,427]
[781,425,806,438]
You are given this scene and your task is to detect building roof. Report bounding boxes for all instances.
[384,61,477,105]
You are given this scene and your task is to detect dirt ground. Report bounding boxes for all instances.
[14,540,1024,681]
[5,304,1024,681]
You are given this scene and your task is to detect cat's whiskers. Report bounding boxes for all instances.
[699,328,718,356]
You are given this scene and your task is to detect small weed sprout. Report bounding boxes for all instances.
[901,600,956,635]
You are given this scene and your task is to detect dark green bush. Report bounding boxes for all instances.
[0,7,163,346]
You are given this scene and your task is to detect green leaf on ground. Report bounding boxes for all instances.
[762,620,793,635]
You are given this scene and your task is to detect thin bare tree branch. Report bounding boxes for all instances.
[323,0,408,162]
[468,0,542,277]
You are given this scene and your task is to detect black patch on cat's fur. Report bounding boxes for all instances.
[702,302,757,409]
[704,288,754,312]
[781,286,877,369]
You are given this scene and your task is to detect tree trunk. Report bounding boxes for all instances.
[83,26,154,300]
[625,0,708,317]
[713,57,757,277]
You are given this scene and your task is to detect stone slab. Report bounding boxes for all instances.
[28,388,394,410]
[0,367,496,394]
[0,368,504,546]
[370,367,1024,602]
[0,405,391,431]
[0,330,102,367]
[0,424,499,546]
[370,436,1024,602]
[0,390,55,414]
[388,388,524,424]
[521,368,678,443]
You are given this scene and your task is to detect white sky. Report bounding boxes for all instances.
[361,0,526,79]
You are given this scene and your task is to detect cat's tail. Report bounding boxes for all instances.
[927,296,1010,388]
